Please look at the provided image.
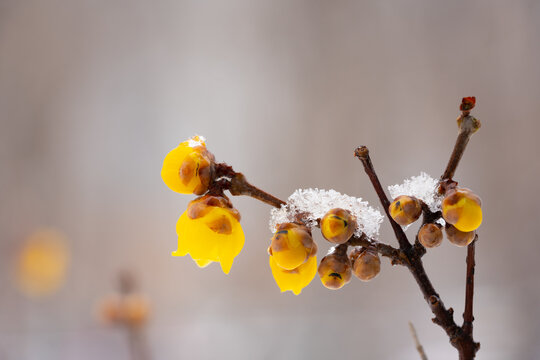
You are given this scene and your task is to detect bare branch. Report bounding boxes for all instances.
[409,322,428,360]
[463,237,478,337]
[354,146,412,251]
[441,97,481,182]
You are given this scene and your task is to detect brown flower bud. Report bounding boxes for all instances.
[418,223,443,248]
[389,195,422,226]
[318,253,352,290]
[445,224,475,247]
[350,248,380,282]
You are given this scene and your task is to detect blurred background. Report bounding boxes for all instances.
[1,0,539,359]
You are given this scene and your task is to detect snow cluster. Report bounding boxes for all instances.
[187,135,205,148]
[387,172,443,213]
[269,188,384,239]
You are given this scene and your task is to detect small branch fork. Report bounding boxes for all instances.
[208,97,480,359]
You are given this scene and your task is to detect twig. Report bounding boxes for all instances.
[409,321,428,360]
[354,146,412,251]
[462,238,476,336]
[441,97,481,182]
[229,172,286,208]
[127,327,150,360]
[118,272,152,360]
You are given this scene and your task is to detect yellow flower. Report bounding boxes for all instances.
[161,136,215,195]
[16,228,69,297]
[268,223,316,270]
[172,195,244,274]
[442,188,482,232]
[269,255,317,295]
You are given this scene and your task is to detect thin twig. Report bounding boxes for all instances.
[226,171,286,208]
[354,146,412,251]
[118,272,152,360]
[441,98,481,182]
[463,237,477,336]
[127,327,150,360]
[409,322,428,360]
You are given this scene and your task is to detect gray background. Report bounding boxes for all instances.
[1,0,539,359]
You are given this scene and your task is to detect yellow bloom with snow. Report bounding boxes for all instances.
[172,195,244,274]
[269,254,317,295]
[161,136,215,195]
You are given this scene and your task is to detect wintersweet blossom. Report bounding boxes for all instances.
[173,195,245,274]
[161,136,215,195]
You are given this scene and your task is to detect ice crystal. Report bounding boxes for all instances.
[269,188,383,239]
[387,172,442,212]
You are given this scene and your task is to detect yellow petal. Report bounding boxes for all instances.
[172,212,191,257]
[269,255,317,295]
[194,259,212,268]
[453,197,482,232]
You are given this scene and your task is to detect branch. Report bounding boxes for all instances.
[354,146,412,251]
[213,164,405,265]
[229,172,286,208]
[441,97,481,182]
[463,237,477,336]
[409,321,428,360]
[354,98,481,359]
[212,163,286,208]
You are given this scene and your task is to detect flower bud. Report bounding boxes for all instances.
[442,189,482,232]
[389,195,422,226]
[99,294,150,327]
[350,248,380,282]
[445,224,475,247]
[320,208,357,244]
[442,188,482,232]
[418,223,443,248]
[161,136,215,195]
[269,223,316,270]
[318,253,352,290]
